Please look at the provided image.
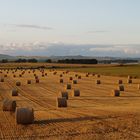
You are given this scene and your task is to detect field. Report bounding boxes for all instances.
[0,64,140,140]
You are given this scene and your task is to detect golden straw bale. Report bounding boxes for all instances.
[16,107,34,124]
[111,90,120,97]
[57,97,67,107]
[12,88,18,96]
[2,99,16,112]
[71,89,80,97]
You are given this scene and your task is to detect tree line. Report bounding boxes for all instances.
[0,58,98,64]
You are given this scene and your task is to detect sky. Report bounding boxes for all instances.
[0,0,140,57]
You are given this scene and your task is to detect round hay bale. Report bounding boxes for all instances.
[16,81,21,86]
[86,74,89,77]
[19,74,22,77]
[118,80,123,84]
[128,75,132,79]
[60,74,63,77]
[60,79,63,83]
[65,84,71,90]
[95,80,101,85]
[127,79,132,84]
[118,85,124,91]
[53,72,57,75]
[72,89,80,97]
[96,74,100,78]
[27,80,31,84]
[57,97,67,107]
[111,90,120,97]
[42,74,44,77]
[13,75,16,78]
[36,79,39,83]
[35,76,38,79]
[75,74,78,77]
[0,78,4,82]
[66,70,69,74]
[78,75,81,79]
[72,80,77,84]
[12,88,18,96]
[4,74,7,77]
[60,91,69,99]
[69,77,73,81]
[45,73,47,76]
[16,107,34,124]
[2,99,16,111]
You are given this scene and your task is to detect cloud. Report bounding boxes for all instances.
[0,43,140,57]
[89,45,140,57]
[4,24,53,30]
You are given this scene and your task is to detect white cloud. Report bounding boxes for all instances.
[89,45,140,56]
[0,42,140,57]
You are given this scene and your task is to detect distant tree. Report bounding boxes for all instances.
[45,59,52,63]
[15,59,27,63]
[1,59,8,63]
[28,58,38,63]
[57,59,98,64]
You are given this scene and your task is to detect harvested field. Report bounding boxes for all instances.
[0,68,140,140]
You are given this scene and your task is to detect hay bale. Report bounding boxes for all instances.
[118,85,124,91]
[36,79,39,83]
[96,74,100,78]
[45,73,47,76]
[128,75,132,79]
[2,99,16,111]
[72,89,80,97]
[95,80,101,84]
[60,91,69,99]
[72,80,77,84]
[66,70,69,74]
[60,79,63,83]
[12,88,18,96]
[86,74,89,77]
[57,97,67,107]
[118,80,123,84]
[78,75,81,79]
[4,74,7,77]
[19,74,22,77]
[60,74,63,77]
[16,81,21,86]
[27,80,31,84]
[75,74,78,77]
[127,79,132,84]
[69,77,73,81]
[65,84,71,90]
[111,90,120,96]
[16,107,34,124]
[35,76,38,79]
[13,75,16,78]
[53,72,57,75]
[0,78,4,82]
[42,74,44,77]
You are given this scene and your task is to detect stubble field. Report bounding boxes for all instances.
[0,65,140,140]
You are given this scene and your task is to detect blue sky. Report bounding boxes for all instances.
[0,0,140,56]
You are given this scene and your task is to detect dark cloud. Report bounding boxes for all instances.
[4,24,53,30]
